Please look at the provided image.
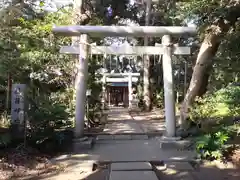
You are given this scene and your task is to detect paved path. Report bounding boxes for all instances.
[103,107,165,134]
[90,139,195,162]
[48,107,239,180]
[88,108,195,180]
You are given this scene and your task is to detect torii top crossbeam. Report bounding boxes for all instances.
[52,25,196,37]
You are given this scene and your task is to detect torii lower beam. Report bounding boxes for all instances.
[52,25,196,138]
[60,45,190,55]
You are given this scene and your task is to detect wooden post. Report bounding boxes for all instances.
[184,60,188,97]
[6,73,12,111]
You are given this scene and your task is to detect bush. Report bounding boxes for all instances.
[195,124,239,161]
[196,129,230,160]
[152,89,164,108]
[191,84,240,160]
[26,88,75,153]
[189,84,240,122]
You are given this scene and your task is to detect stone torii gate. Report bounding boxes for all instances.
[52,25,196,138]
[60,44,191,109]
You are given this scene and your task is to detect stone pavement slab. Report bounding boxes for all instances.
[103,121,144,134]
[109,171,158,180]
[90,139,196,162]
[141,122,165,133]
[111,162,152,171]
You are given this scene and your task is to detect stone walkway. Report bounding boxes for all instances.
[47,107,239,180]
[102,107,165,135]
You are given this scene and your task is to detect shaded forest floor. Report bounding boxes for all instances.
[0,146,64,180]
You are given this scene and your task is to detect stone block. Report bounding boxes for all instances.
[73,137,93,150]
[109,171,158,180]
[131,135,148,140]
[96,135,114,140]
[160,139,192,150]
[114,135,131,140]
[111,162,152,171]
[165,161,194,171]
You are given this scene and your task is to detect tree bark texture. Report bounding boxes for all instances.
[180,2,240,128]
[72,0,93,88]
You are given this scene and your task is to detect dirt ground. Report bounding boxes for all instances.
[231,149,240,168]
[0,146,63,180]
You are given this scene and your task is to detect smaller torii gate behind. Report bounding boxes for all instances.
[60,44,190,109]
[53,25,196,139]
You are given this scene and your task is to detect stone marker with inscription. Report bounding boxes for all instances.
[11,84,26,135]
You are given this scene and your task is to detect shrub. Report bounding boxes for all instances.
[153,89,164,108]
[196,129,230,160]
[192,84,240,160]
[189,84,240,122]
[26,88,75,153]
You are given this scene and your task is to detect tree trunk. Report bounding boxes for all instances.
[180,1,240,129]
[180,32,222,128]
[196,67,211,97]
[6,73,12,112]
[72,0,93,89]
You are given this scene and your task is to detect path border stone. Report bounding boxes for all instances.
[109,171,159,180]
[111,162,153,171]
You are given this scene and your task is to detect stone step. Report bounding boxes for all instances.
[111,162,153,171]
[109,171,158,180]
[159,139,194,150]
[73,137,94,151]
[96,134,149,141]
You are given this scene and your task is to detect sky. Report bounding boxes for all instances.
[40,0,73,12]
[42,0,135,12]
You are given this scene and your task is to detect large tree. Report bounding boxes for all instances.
[179,0,240,128]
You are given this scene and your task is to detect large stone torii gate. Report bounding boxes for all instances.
[52,25,196,138]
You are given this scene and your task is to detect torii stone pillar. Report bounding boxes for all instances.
[162,35,176,137]
[128,73,133,109]
[75,34,89,138]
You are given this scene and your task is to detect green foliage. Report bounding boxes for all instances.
[0,4,107,152]
[190,85,240,121]
[26,88,75,152]
[196,128,230,160]
[0,133,11,147]
[191,85,240,160]
[153,89,164,108]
